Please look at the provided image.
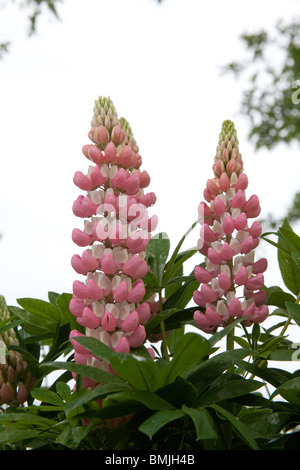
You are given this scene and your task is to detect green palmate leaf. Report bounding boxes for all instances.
[44,361,127,386]
[56,425,91,449]
[279,226,300,251]
[0,412,57,428]
[184,349,252,389]
[48,291,60,305]
[165,264,183,298]
[9,305,58,335]
[145,307,181,335]
[56,381,72,403]
[266,286,296,308]
[235,359,293,388]
[163,219,199,284]
[138,409,185,439]
[102,390,175,411]
[71,335,118,364]
[163,276,199,310]
[72,336,159,391]
[285,302,300,328]
[196,376,264,406]
[208,317,245,347]
[56,292,81,331]
[64,383,133,413]
[17,298,61,322]
[277,219,300,295]
[0,316,26,336]
[146,232,170,283]
[110,354,159,392]
[240,410,297,440]
[209,404,259,450]
[30,388,65,407]
[166,326,185,357]
[292,251,300,270]
[158,333,211,387]
[164,249,198,283]
[182,405,218,440]
[156,376,198,408]
[0,428,43,446]
[272,377,300,406]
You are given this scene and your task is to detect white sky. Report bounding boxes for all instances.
[0,0,300,327]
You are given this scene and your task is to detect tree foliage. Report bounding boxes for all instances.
[223,20,300,151]
[0,0,61,58]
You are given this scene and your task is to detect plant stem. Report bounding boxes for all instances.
[159,289,169,362]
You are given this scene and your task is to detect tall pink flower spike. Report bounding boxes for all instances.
[69,97,158,385]
[193,120,269,334]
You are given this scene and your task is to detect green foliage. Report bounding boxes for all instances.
[223,20,300,151]
[0,220,300,450]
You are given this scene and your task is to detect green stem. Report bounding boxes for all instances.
[159,289,169,362]
[226,324,235,352]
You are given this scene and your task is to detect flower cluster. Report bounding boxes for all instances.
[193,120,269,334]
[69,97,158,387]
[0,296,36,405]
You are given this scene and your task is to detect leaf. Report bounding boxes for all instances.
[209,404,259,450]
[9,305,58,335]
[110,354,159,392]
[182,405,218,440]
[71,335,118,364]
[166,326,185,357]
[208,317,245,347]
[56,382,71,403]
[163,276,199,310]
[266,286,296,308]
[56,425,91,449]
[17,298,61,322]
[285,302,300,328]
[30,388,65,407]
[64,383,133,413]
[138,409,185,439]
[0,428,42,446]
[102,390,175,411]
[44,361,127,386]
[157,333,211,387]
[56,292,81,331]
[184,349,252,389]
[277,219,300,295]
[292,251,300,270]
[145,307,181,335]
[279,226,300,251]
[163,219,199,284]
[156,376,198,408]
[240,410,297,439]
[70,336,160,391]
[146,232,170,283]
[196,376,264,406]
[272,376,300,406]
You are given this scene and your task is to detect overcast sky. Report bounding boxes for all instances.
[1,0,300,318]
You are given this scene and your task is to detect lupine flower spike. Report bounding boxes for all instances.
[193,120,269,334]
[0,296,36,405]
[69,97,158,388]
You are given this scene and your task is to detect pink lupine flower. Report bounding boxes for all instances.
[193,120,269,334]
[69,97,157,387]
[0,296,36,405]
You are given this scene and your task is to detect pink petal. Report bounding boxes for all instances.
[128,325,146,348]
[122,310,140,332]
